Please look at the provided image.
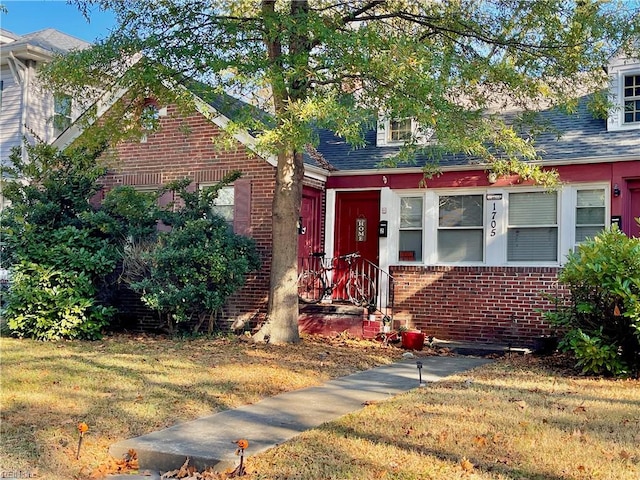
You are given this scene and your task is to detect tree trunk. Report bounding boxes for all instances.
[254,0,309,343]
[254,149,304,344]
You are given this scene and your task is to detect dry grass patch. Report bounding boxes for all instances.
[2,334,639,480]
[245,354,640,480]
[0,333,403,480]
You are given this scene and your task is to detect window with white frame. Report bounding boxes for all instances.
[53,93,72,136]
[575,188,606,244]
[399,197,423,262]
[389,118,413,142]
[507,191,558,262]
[437,194,484,262]
[212,186,234,224]
[624,74,640,124]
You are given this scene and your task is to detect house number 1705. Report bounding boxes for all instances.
[490,202,498,237]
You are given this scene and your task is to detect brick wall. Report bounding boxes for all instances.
[100,104,325,332]
[390,265,566,347]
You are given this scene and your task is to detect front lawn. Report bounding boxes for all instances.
[247,354,640,479]
[1,334,638,479]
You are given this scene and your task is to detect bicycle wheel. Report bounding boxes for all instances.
[346,273,376,307]
[297,270,325,304]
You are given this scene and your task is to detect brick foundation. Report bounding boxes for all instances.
[390,265,566,347]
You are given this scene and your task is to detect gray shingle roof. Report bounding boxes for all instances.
[312,96,640,172]
[4,28,89,55]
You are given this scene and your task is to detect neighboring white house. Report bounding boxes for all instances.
[0,28,89,172]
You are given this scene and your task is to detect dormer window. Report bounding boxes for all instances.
[623,74,640,124]
[606,55,640,132]
[389,119,412,142]
[377,116,434,146]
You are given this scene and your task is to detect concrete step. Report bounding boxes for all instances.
[298,302,366,337]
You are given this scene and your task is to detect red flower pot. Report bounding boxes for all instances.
[401,331,425,351]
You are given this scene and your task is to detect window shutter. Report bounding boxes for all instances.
[157,189,174,232]
[233,179,251,236]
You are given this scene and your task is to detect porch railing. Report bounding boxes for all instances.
[359,257,394,321]
[297,253,395,320]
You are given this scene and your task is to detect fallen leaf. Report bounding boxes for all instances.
[620,450,631,460]
[460,457,474,472]
[473,435,487,447]
[573,405,587,414]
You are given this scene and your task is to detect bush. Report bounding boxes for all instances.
[547,227,640,376]
[131,217,260,332]
[6,262,114,340]
[1,143,119,340]
[108,174,261,334]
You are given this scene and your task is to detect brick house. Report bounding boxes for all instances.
[53,89,330,332]
[311,53,640,346]
[49,49,640,346]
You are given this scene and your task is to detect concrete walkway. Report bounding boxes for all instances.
[108,354,492,479]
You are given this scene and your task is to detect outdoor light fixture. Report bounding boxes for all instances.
[416,360,423,385]
[613,184,621,197]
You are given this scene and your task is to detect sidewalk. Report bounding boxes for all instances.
[107,354,492,479]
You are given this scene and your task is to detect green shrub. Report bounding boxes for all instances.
[6,262,114,340]
[547,227,640,376]
[110,174,261,334]
[1,143,119,340]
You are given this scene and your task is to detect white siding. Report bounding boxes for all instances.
[0,64,23,161]
[27,78,55,143]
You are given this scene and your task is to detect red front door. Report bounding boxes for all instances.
[335,190,380,263]
[298,186,323,268]
[334,191,380,299]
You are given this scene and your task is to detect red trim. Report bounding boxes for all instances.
[327,161,640,190]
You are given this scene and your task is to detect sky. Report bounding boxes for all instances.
[1,0,117,42]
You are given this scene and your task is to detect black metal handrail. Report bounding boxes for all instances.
[298,253,395,320]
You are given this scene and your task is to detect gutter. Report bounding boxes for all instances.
[1,44,53,63]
